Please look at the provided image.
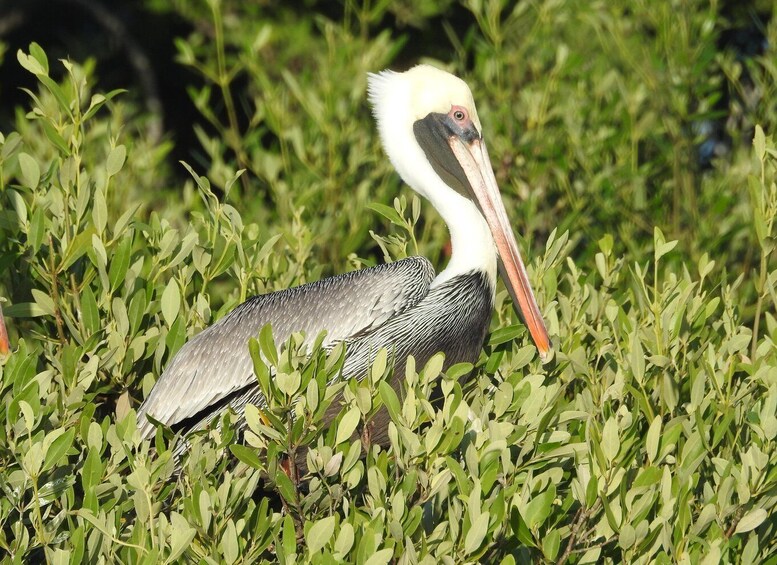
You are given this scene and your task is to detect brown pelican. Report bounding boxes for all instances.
[136,64,551,450]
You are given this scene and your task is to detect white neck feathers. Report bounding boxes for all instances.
[367,68,498,289]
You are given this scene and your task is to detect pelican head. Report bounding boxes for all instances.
[368,64,552,360]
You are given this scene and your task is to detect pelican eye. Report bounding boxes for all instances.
[452,109,466,121]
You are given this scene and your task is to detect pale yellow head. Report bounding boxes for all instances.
[368,64,482,134]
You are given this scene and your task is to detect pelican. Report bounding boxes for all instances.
[137,65,552,451]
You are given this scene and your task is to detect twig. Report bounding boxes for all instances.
[557,499,602,565]
[751,252,767,361]
[283,416,304,539]
[210,0,251,194]
[47,234,67,344]
[568,535,617,555]
[556,507,584,565]
[725,507,744,539]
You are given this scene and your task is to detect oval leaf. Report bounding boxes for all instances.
[602,417,619,463]
[306,516,335,554]
[522,487,555,530]
[735,508,767,534]
[464,511,490,554]
[18,152,40,189]
[106,145,126,177]
[161,279,181,326]
[43,428,75,472]
[336,406,361,445]
[646,415,661,463]
[364,548,394,565]
[379,381,401,422]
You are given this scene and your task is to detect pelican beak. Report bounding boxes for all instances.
[0,304,9,356]
[414,112,552,360]
[449,136,551,359]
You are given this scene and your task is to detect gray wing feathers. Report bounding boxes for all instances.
[137,257,435,438]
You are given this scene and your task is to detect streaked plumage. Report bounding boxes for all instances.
[137,256,437,438]
[137,64,551,452]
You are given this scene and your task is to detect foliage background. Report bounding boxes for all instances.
[0,0,776,563]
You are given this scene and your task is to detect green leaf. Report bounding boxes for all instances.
[509,506,536,548]
[585,474,598,508]
[38,75,73,118]
[220,519,238,565]
[31,289,56,317]
[646,416,661,463]
[334,523,355,555]
[82,89,127,121]
[109,235,133,292]
[274,467,298,504]
[619,524,636,549]
[223,169,245,199]
[630,332,645,383]
[62,228,96,271]
[167,231,199,270]
[522,485,555,530]
[17,48,47,75]
[601,417,619,463]
[598,233,614,256]
[81,448,103,500]
[489,324,526,346]
[379,381,401,422]
[7,190,27,232]
[70,527,85,564]
[276,370,301,397]
[698,253,715,281]
[602,496,622,531]
[653,226,678,262]
[169,512,196,562]
[43,428,75,472]
[28,206,45,253]
[28,42,49,74]
[3,302,47,318]
[748,175,767,243]
[336,406,361,445]
[753,124,766,160]
[80,286,100,335]
[93,187,107,235]
[306,516,336,554]
[259,324,278,366]
[249,338,271,395]
[280,514,296,558]
[464,511,490,554]
[542,528,561,561]
[114,203,140,236]
[161,279,181,326]
[633,466,662,488]
[41,120,70,155]
[2,131,23,160]
[127,291,147,336]
[367,202,405,226]
[229,444,263,470]
[370,347,388,384]
[18,152,40,189]
[735,508,767,534]
[106,145,126,177]
[364,548,394,565]
[76,509,115,540]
